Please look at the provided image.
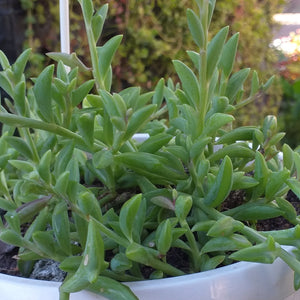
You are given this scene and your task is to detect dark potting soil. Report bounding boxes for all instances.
[0,191,299,281]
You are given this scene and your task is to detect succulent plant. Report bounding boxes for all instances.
[0,0,300,299]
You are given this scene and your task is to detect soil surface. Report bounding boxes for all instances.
[0,191,299,281]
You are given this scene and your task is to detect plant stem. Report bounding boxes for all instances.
[278,247,300,276]
[180,219,201,272]
[198,1,208,135]
[78,2,104,91]
[20,127,40,163]
[146,256,185,277]
[63,94,73,129]
[101,269,142,282]
[0,113,85,145]
[86,24,104,91]
[87,215,130,249]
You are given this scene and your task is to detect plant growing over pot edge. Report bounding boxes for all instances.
[1,0,300,299]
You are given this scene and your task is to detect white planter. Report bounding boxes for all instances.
[0,246,299,300]
[132,133,150,143]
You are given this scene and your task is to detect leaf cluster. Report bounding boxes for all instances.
[0,1,300,299]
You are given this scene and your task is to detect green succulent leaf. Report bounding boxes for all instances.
[54,143,74,177]
[66,159,80,183]
[283,144,294,170]
[175,194,193,222]
[262,115,278,139]
[119,194,142,242]
[156,219,172,255]
[71,80,95,107]
[207,26,229,80]
[229,236,280,264]
[0,50,10,70]
[224,201,283,221]
[152,78,165,108]
[52,202,71,255]
[37,150,52,183]
[201,234,251,253]
[265,169,290,201]
[77,112,95,148]
[11,49,31,82]
[293,152,300,180]
[207,216,244,237]
[79,0,94,24]
[16,196,52,225]
[187,9,205,48]
[60,218,107,293]
[110,253,132,273]
[251,151,270,200]
[32,231,57,257]
[139,133,172,153]
[294,272,300,291]
[126,242,184,277]
[219,33,239,78]
[47,52,91,72]
[97,35,123,79]
[262,76,275,91]
[187,51,200,71]
[250,71,260,96]
[232,172,259,190]
[173,60,200,108]
[0,72,14,98]
[203,113,234,136]
[0,229,25,248]
[9,160,35,173]
[190,137,212,160]
[287,178,300,199]
[14,81,27,116]
[54,171,70,196]
[88,276,138,300]
[275,197,297,224]
[217,126,259,145]
[208,144,255,162]
[77,191,103,222]
[5,136,34,160]
[92,4,108,42]
[93,149,113,169]
[124,104,157,140]
[201,255,225,272]
[204,156,233,207]
[33,65,54,122]
[225,68,250,103]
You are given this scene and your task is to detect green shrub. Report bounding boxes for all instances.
[278,79,300,148]
[274,29,300,148]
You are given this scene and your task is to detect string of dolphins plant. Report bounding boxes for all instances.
[0,0,300,299]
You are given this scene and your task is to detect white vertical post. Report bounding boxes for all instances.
[59,0,70,54]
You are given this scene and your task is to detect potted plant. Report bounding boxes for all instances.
[0,0,300,299]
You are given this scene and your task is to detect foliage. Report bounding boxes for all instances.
[1,0,300,299]
[210,0,285,126]
[273,30,300,148]
[19,0,284,127]
[278,79,300,148]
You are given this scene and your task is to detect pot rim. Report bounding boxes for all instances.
[0,245,295,288]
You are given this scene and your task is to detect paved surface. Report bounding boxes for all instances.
[274,0,300,39]
[283,0,300,13]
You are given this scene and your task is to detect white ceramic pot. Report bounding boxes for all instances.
[0,246,299,300]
